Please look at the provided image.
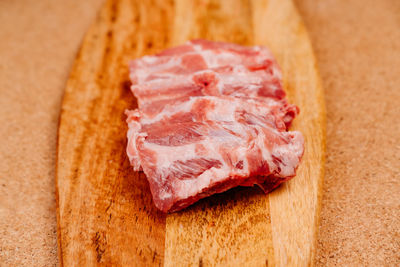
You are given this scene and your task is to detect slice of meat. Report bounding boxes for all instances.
[129,40,284,107]
[130,39,281,83]
[126,96,304,212]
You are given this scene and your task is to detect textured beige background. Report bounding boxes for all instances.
[0,0,399,266]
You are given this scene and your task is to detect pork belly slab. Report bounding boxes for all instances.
[126,40,304,212]
[126,96,303,212]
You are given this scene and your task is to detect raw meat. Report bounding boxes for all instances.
[126,96,304,212]
[126,40,304,212]
[130,39,285,107]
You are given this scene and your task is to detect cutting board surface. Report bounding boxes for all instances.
[56,0,325,266]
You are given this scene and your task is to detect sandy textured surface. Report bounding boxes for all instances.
[0,0,104,265]
[295,0,400,265]
[0,0,399,266]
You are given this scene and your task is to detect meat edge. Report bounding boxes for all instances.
[154,174,295,213]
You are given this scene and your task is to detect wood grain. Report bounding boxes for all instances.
[56,0,325,266]
[253,1,326,265]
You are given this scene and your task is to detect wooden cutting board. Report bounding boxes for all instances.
[56,0,325,265]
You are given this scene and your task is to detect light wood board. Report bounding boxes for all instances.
[56,0,326,266]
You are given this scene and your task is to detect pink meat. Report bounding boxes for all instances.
[126,96,304,212]
[129,40,285,107]
[126,40,304,212]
